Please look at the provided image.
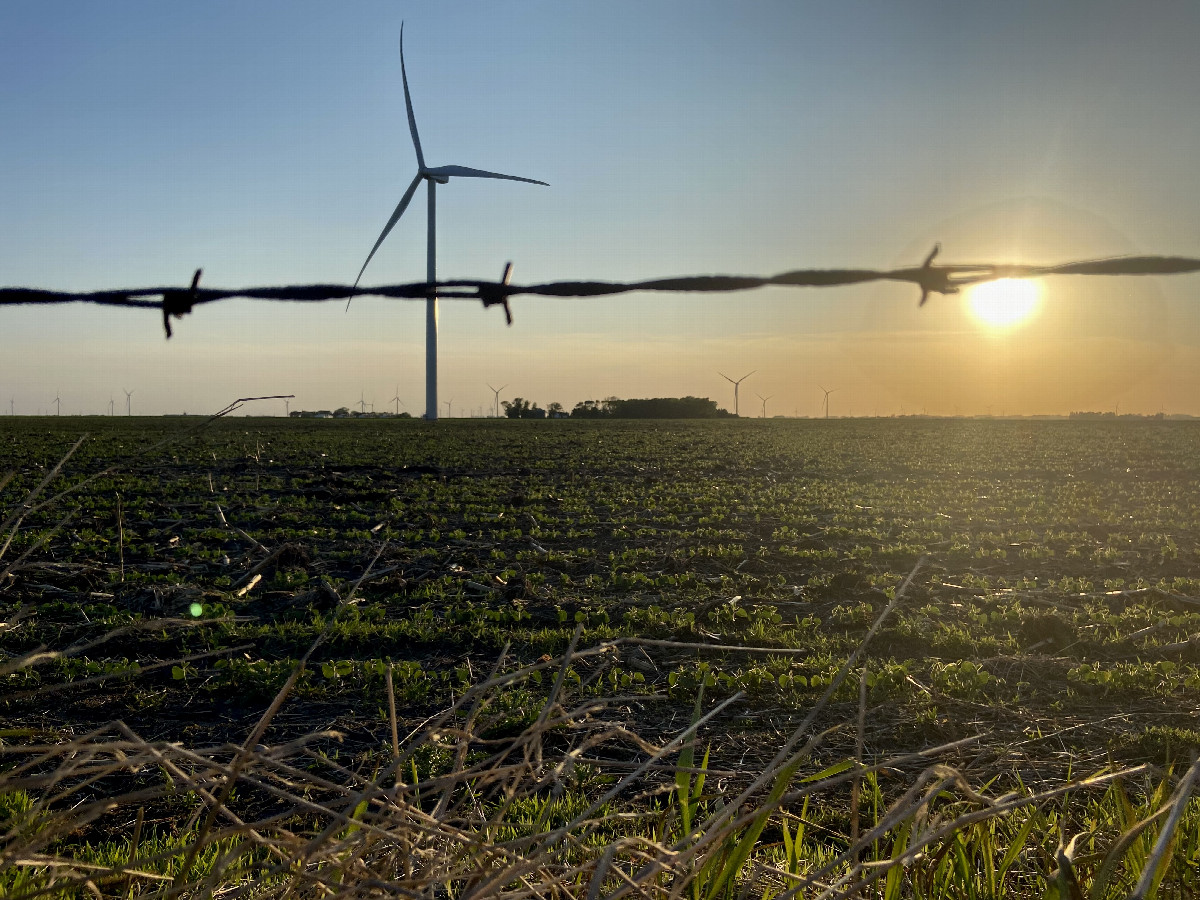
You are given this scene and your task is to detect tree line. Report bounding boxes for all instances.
[502,396,732,419]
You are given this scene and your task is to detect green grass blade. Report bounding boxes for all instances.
[1088,809,1168,900]
[883,818,912,900]
[801,759,855,783]
[704,757,803,900]
[677,684,705,842]
[998,810,1040,883]
[694,745,711,804]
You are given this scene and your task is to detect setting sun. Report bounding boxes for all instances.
[967,278,1040,328]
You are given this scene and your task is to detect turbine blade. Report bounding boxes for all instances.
[400,24,425,171]
[423,164,548,186]
[352,172,423,291]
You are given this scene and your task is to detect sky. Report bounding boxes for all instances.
[2,0,1200,418]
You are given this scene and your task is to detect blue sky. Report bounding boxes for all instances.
[3,1,1199,416]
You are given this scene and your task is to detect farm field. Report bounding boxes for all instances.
[5,414,1200,895]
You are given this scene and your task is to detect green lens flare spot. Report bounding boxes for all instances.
[189,602,204,618]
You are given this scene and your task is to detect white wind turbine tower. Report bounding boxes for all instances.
[123,389,133,416]
[109,397,114,416]
[756,393,773,418]
[53,393,61,416]
[391,384,404,415]
[444,398,454,419]
[353,24,548,422]
[359,392,367,415]
[718,371,755,417]
[487,383,507,418]
[820,386,837,419]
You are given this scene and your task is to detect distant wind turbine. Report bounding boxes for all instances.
[487,383,507,418]
[391,385,404,415]
[359,392,367,415]
[109,397,114,416]
[718,371,755,417]
[756,393,773,418]
[352,23,548,422]
[444,398,454,419]
[820,386,837,419]
[123,389,133,416]
[53,392,61,416]
[284,398,290,417]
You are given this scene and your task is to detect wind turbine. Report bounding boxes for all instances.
[391,385,404,415]
[756,393,773,418]
[109,397,114,416]
[53,393,61,416]
[352,24,548,422]
[487,383,507,418]
[820,386,837,419]
[444,398,454,419]
[359,392,367,415]
[718,371,755,417]
[284,398,290,417]
[123,389,133,416]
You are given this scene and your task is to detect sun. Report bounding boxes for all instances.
[967,279,1040,328]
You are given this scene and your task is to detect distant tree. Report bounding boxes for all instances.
[503,397,548,419]
[503,398,530,418]
[569,397,729,418]
[607,397,730,418]
[570,399,613,418]
[333,407,351,418]
[547,401,566,418]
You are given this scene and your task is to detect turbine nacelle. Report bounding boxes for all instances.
[422,165,548,187]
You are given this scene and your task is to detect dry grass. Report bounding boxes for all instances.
[5,418,1200,899]
[2,651,1196,898]
[4,601,1198,898]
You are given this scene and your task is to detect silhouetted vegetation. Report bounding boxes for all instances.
[502,397,547,418]
[571,396,732,418]
[1069,411,1167,420]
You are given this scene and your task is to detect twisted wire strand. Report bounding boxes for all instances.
[2,251,1198,338]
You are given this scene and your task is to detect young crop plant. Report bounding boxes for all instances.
[10,417,1200,895]
[930,659,998,701]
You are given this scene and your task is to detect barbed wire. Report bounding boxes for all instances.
[2,245,1198,338]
